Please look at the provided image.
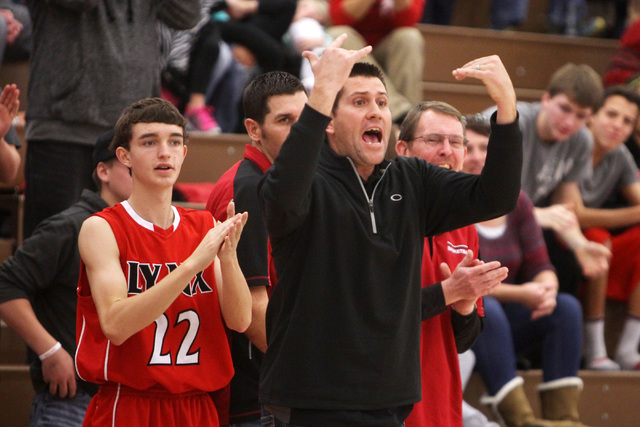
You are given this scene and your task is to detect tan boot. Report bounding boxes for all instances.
[481,377,566,427]
[538,377,590,427]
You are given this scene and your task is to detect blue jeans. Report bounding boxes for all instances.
[491,0,530,29]
[30,388,92,427]
[548,0,587,30]
[260,413,303,427]
[472,293,582,395]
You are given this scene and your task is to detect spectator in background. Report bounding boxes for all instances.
[286,0,331,55]
[603,17,640,87]
[548,0,588,35]
[482,63,610,299]
[162,0,227,134]
[23,0,199,239]
[326,0,425,123]
[576,85,640,371]
[619,74,640,168]
[421,0,456,25]
[490,0,530,30]
[220,0,300,77]
[163,0,306,134]
[0,83,20,184]
[284,0,333,91]
[0,129,131,427]
[463,114,586,427]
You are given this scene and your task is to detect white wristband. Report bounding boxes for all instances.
[39,341,62,361]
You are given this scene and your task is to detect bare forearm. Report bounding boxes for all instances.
[243,286,268,352]
[0,299,57,355]
[97,260,204,346]
[490,283,528,303]
[555,222,588,251]
[218,258,252,333]
[0,138,19,183]
[576,205,640,230]
[533,270,558,290]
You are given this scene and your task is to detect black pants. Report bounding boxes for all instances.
[543,228,583,297]
[24,140,94,239]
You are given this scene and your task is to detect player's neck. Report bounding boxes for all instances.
[126,187,175,229]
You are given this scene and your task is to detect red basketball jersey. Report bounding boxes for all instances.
[76,202,234,394]
[406,225,480,427]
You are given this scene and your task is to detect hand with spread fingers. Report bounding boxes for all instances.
[302,33,372,116]
[218,200,249,263]
[452,55,517,124]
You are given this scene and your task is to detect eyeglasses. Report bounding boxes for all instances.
[410,133,467,149]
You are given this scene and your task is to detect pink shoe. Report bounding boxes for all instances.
[185,105,221,134]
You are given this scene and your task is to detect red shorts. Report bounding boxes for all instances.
[83,383,219,427]
[584,226,640,302]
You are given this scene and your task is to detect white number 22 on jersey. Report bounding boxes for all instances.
[148,310,200,365]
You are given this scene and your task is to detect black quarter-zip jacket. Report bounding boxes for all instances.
[258,105,522,414]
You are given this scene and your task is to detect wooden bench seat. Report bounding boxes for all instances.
[417,23,619,113]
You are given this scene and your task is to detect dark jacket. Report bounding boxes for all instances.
[0,189,107,394]
[258,105,522,414]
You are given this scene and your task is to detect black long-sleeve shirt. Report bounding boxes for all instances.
[258,105,522,422]
[0,190,106,394]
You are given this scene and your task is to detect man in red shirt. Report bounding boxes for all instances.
[396,100,500,427]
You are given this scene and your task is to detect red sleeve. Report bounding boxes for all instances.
[329,0,425,27]
[329,0,356,26]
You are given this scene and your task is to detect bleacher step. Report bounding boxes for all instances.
[465,369,640,426]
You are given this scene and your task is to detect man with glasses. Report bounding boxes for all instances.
[395,101,508,426]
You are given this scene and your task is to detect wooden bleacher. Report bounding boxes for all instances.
[417,23,619,114]
[0,321,33,427]
[179,133,249,184]
[0,16,636,427]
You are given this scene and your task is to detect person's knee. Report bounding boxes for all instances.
[483,295,502,314]
[325,25,366,47]
[387,27,424,50]
[482,296,509,330]
[554,292,583,327]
